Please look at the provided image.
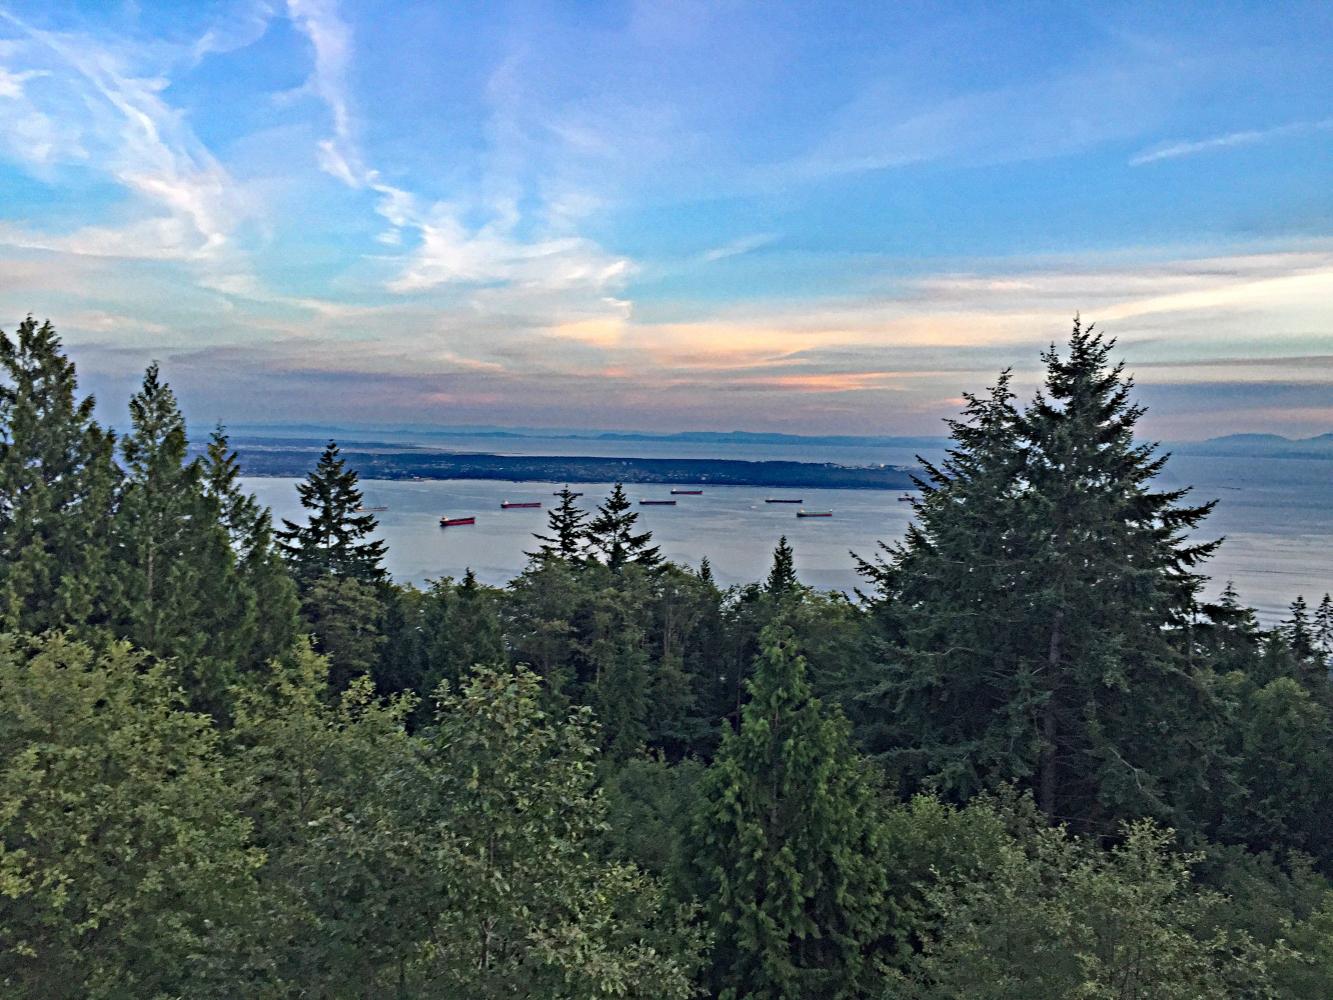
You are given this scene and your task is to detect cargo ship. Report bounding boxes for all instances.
[639,499,677,506]
[670,489,703,495]
[355,505,388,512]
[439,516,475,527]
[554,490,584,498]
[765,498,803,504]
[796,509,832,518]
[898,494,915,501]
[501,500,542,509]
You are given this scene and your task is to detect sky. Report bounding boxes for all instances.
[0,1,1330,439]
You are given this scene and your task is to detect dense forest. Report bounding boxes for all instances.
[2,314,1332,998]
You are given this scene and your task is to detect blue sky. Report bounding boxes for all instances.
[0,1,1330,437]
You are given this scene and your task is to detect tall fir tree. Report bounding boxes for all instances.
[203,426,300,667]
[689,624,889,1000]
[765,536,798,595]
[585,483,660,571]
[529,484,589,562]
[111,364,247,714]
[275,441,388,588]
[1315,593,1333,673]
[861,320,1222,830]
[0,317,118,633]
[1285,596,1315,661]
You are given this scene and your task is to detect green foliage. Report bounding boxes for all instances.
[5,315,1333,998]
[533,484,591,562]
[301,574,387,691]
[414,664,704,997]
[601,755,706,878]
[860,321,1224,830]
[585,483,661,571]
[0,317,117,634]
[0,633,263,997]
[228,649,704,997]
[111,364,254,714]
[275,440,388,588]
[764,536,797,595]
[1275,892,1333,997]
[893,811,1279,999]
[375,573,508,718]
[690,624,890,1000]
[204,425,300,668]
[1217,675,1333,863]
[229,642,430,993]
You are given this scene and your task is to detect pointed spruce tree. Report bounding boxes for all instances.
[861,319,1223,830]
[0,316,118,633]
[584,482,660,572]
[204,425,299,668]
[111,364,247,714]
[529,484,588,562]
[275,441,388,588]
[765,536,798,595]
[689,624,889,1000]
[1315,593,1333,674]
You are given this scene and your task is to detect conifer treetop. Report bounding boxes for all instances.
[276,440,388,587]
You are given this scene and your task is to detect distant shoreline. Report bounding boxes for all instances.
[229,445,919,491]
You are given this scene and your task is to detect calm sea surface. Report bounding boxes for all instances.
[240,449,1332,624]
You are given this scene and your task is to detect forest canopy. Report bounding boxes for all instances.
[1,315,1331,998]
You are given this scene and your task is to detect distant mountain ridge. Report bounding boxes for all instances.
[226,422,951,450]
[222,422,1333,460]
[1171,433,1333,459]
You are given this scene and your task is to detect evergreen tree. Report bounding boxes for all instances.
[765,535,798,595]
[446,569,506,671]
[503,556,582,694]
[861,320,1222,829]
[1199,580,1263,674]
[302,575,387,692]
[1286,595,1314,661]
[275,441,387,588]
[0,633,263,995]
[530,484,589,562]
[1220,676,1333,865]
[585,483,660,571]
[0,316,118,633]
[690,624,889,1000]
[111,364,248,714]
[698,556,715,586]
[580,577,652,757]
[203,425,299,667]
[1315,593,1333,674]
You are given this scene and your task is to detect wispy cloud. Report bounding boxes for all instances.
[1130,117,1333,165]
[780,56,1206,181]
[285,0,362,184]
[0,64,42,99]
[0,10,245,259]
[701,232,778,263]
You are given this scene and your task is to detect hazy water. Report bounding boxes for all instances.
[243,450,1332,623]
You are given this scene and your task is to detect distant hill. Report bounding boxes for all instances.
[1170,433,1333,459]
[216,440,918,491]
[226,422,948,452]
[219,422,1333,462]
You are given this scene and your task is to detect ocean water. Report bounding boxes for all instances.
[242,450,1332,624]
